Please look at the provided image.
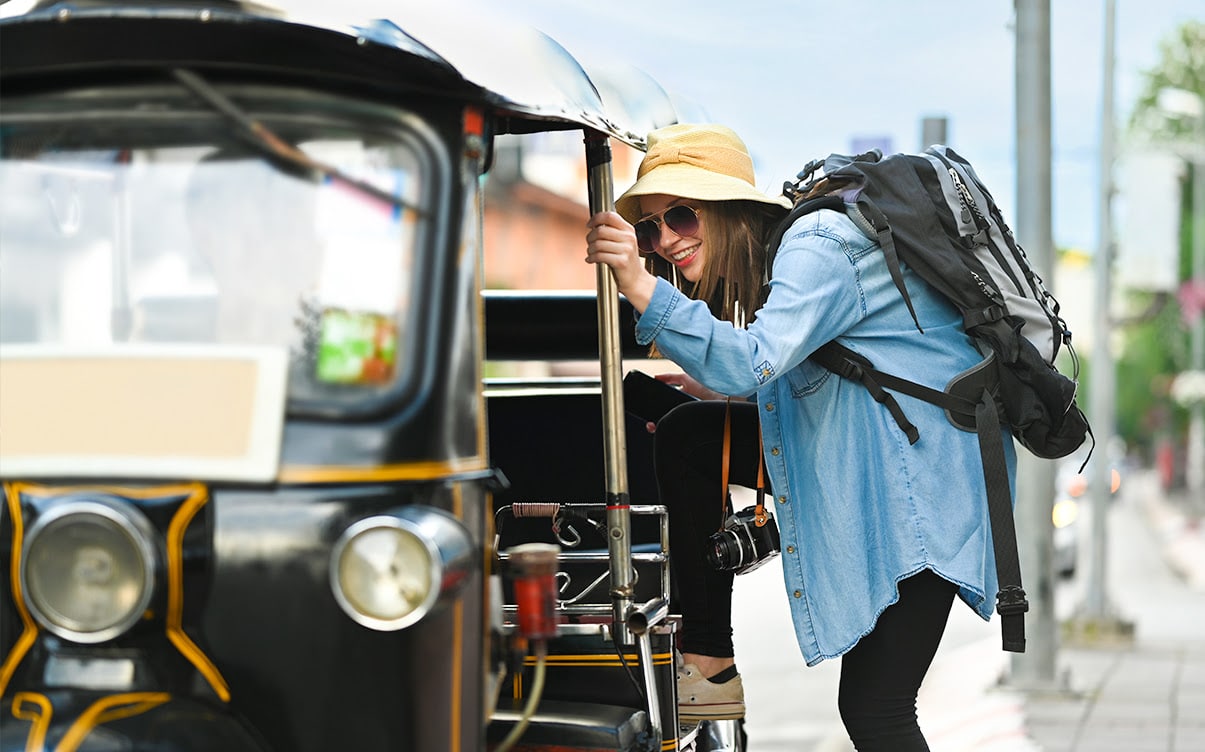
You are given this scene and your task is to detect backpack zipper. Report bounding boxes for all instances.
[948,168,985,229]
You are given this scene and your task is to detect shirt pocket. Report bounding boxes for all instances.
[784,358,834,398]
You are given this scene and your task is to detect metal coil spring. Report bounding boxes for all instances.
[510,502,560,519]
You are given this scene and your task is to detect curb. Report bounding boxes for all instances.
[917,637,1037,751]
[1135,470,1205,592]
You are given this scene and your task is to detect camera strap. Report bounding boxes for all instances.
[719,399,770,530]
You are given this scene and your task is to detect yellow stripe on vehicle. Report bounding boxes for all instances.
[523,651,673,667]
[11,692,52,752]
[165,486,231,702]
[450,601,464,752]
[449,482,465,752]
[7,482,205,499]
[278,456,488,484]
[55,692,170,752]
[1,484,38,698]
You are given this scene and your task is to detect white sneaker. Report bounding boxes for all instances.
[677,663,745,722]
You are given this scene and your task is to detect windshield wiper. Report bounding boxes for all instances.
[171,68,421,214]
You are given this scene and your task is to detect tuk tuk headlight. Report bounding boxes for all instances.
[330,507,473,631]
[21,500,158,644]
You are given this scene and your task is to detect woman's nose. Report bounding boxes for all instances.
[655,221,680,250]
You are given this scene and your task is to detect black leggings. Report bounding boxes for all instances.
[838,569,958,751]
[656,401,956,749]
[653,399,763,658]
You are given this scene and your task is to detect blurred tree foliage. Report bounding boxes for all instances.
[1129,20,1204,141]
[1110,19,1203,461]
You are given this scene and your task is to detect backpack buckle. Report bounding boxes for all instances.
[784,157,827,200]
[995,586,1029,616]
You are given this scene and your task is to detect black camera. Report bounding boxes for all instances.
[706,506,781,575]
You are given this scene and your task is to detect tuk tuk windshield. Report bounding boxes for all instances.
[0,88,431,407]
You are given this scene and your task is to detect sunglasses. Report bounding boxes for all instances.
[634,204,701,255]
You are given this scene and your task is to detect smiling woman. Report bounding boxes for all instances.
[582,115,1036,749]
[593,124,789,324]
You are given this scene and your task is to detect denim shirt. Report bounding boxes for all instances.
[635,207,1016,666]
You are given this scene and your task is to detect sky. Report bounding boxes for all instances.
[288,1,1201,257]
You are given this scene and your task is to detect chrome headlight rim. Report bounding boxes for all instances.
[20,498,159,644]
[329,513,443,632]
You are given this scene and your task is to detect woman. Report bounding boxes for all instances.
[585,123,1014,751]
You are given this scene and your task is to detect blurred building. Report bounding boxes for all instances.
[483,132,640,291]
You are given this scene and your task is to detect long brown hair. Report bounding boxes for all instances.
[646,199,787,328]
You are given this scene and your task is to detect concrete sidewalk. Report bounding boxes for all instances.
[918,469,1205,752]
[735,468,1205,751]
[1017,471,1205,752]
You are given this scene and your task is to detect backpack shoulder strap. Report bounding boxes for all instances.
[847,199,922,333]
[811,340,1029,652]
[972,388,1029,652]
[768,190,924,336]
[765,194,845,268]
[809,342,919,444]
[809,341,982,441]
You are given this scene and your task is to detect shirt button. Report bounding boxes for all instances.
[793,590,802,598]
[786,545,795,554]
[777,495,787,504]
[765,402,774,412]
[771,447,780,456]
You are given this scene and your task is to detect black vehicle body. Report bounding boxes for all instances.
[0,2,743,751]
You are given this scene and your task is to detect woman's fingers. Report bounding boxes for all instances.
[656,372,724,401]
[585,212,637,261]
[584,211,656,311]
[655,373,688,388]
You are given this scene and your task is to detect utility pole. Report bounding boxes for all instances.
[1009,0,1060,688]
[1087,0,1117,622]
[920,116,948,150]
[1065,0,1134,645]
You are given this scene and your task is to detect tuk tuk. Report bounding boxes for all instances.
[0,2,745,750]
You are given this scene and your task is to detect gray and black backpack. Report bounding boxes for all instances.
[768,146,1093,653]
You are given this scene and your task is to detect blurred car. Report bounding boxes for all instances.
[1052,454,1122,578]
[1052,470,1082,578]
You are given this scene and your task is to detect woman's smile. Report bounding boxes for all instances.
[668,243,700,265]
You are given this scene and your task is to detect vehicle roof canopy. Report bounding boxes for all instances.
[0,0,689,148]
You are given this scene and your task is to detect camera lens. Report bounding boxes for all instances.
[707,531,745,571]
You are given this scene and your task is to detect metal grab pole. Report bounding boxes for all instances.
[584,130,635,648]
[628,597,669,743]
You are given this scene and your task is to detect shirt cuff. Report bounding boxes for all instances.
[633,277,681,346]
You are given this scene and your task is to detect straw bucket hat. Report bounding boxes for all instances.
[614,123,791,224]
